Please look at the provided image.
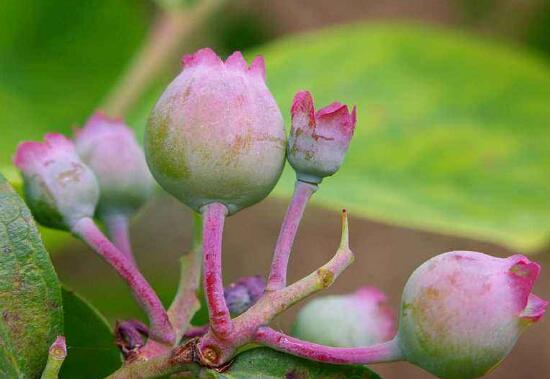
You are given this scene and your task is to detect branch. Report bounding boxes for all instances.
[255,327,403,365]
[106,340,200,379]
[251,210,353,323]
[202,203,233,338]
[168,212,203,342]
[266,181,317,291]
[71,217,175,345]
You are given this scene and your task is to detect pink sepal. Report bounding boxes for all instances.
[520,293,549,324]
[182,47,223,68]
[13,133,74,171]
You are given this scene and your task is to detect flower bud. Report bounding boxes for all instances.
[398,251,548,379]
[75,112,154,217]
[287,91,357,184]
[224,275,265,316]
[13,133,99,230]
[292,286,396,347]
[145,48,286,215]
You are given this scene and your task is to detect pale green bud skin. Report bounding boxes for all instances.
[145,49,286,214]
[14,134,99,230]
[292,287,396,347]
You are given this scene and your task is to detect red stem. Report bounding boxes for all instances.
[103,213,137,267]
[202,203,232,338]
[255,327,403,365]
[266,181,317,291]
[72,217,174,345]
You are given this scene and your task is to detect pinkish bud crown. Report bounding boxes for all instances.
[398,251,548,379]
[14,133,99,230]
[292,286,396,347]
[75,112,154,217]
[146,48,286,215]
[288,91,357,184]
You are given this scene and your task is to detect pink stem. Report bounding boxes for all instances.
[202,203,232,338]
[103,213,137,267]
[267,181,318,291]
[71,217,175,345]
[255,327,402,365]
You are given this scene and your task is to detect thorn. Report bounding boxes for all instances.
[339,209,349,250]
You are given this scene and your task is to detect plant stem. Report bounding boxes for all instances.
[255,327,403,365]
[71,217,175,345]
[202,203,233,338]
[107,340,200,379]
[168,212,203,342]
[196,211,353,366]
[100,1,221,118]
[243,210,353,326]
[103,212,137,267]
[267,180,318,291]
[40,336,67,379]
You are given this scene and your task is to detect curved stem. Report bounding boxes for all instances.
[71,217,175,345]
[267,180,318,291]
[255,327,403,365]
[41,336,66,379]
[168,212,203,342]
[244,210,353,325]
[202,203,232,338]
[103,212,137,267]
[99,1,221,118]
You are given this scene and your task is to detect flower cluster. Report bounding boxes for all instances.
[13,48,547,379]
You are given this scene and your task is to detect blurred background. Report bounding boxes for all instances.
[1,0,549,378]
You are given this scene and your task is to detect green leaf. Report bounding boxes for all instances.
[0,173,63,377]
[254,23,550,252]
[60,288,121,379]
[203,347,381,378]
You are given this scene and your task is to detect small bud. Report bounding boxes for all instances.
[288,91,357,184]
[224,275,265,316]
[13,133,99,230]
[292,286,396,347]
[145,48,286,215]
[398,251,548,379]
[75,112,154,217]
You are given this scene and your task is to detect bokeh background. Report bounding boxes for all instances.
[1,0,549,378]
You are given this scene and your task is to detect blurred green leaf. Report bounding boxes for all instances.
[128,23,550,252]
[60,288,121,379]
[0,0,151,249]
[0,173,63,377]
[203,347,381,378]
[255,24,549,252]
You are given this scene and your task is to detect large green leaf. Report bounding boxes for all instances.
[0,173,63,377]
[256,24,549,252]
[60,288,121,379]
[203,347,381,378]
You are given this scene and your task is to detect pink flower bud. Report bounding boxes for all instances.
[75,112,154,217]
[145,48,286,214]
[398,251,548,379]
[13,133,99,230]
[288,91,357,184]
[292,286,396,347]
